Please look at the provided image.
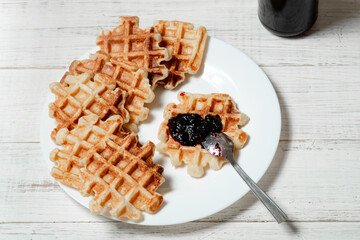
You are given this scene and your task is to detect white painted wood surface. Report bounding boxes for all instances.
[1,0,360,239]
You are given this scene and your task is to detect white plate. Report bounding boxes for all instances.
[40,37,281,226]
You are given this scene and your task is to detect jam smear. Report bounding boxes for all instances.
[168,113,223,147]
[205,115,222,133]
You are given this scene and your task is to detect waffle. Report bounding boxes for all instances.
[157,92,249,177]
[61,51,155,132]
[97,16,171,88]
[50,114,164,222]
[50,113,127,189]
[154,20,207,89]
[49,72,129,140]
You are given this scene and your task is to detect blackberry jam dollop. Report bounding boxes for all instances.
[167,113,222,147]
[204,115,222,133]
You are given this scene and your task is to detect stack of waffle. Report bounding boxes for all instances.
[48,16,207,222]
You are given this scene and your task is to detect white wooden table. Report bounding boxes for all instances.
[1,0,360,239]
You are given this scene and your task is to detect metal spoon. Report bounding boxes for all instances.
[201,132,288,223]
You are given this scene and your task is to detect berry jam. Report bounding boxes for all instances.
[204,115,222,133]
[167,113,223,147]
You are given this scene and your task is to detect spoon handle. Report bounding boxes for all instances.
[227,155,288,223]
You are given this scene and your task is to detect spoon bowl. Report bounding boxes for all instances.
[201,132,234,159]
[201,132,288,224]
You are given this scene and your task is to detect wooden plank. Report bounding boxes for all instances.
[0,0,359,68]
[1,222,359,240]
[1,65,360,143]
[1,140,360,223]
[263,66,360,140]
[0,69,64,143]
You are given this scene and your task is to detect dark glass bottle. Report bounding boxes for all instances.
[258,0,318,37]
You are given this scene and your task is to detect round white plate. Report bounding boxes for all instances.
[40,37,281,226]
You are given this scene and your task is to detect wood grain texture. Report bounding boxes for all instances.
[1,140,360,223]
[0,0,359,68]
[1,222,360,240]
[1,0,360,239]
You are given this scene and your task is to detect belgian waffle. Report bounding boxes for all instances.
[61,51,155,132]
[154,20,207,89]
[49,72,129,140]
[97,16,171,88]
[50,114,164,222]
[50,113,127,189]
[157,92,249,177]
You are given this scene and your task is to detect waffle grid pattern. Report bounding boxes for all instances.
[50,114,125,189]
[50,114,164,221]
[154,20,207,89]
[49,73,128,139]
[63,52,155,132]
[80,134,164,222]
[97,16,171,87]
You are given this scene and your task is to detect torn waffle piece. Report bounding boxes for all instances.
[97,16,171,88]
[157,92,249,178]
[154,20,207,89]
